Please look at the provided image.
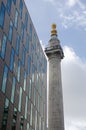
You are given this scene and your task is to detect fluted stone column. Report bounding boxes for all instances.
[45,24,64,130]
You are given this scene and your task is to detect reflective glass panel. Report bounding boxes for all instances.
[14,10,18,28]
[17,60,21,82]
[25,96,28,119]
[2,65,8,93]
[8,20,13,42]
[6,0,12,14]
[18,87,22,112]
[11,77,16,103]
[1,98,9,130]
[1,34,7,59]
[10,48,15,71]
[23,71,26,91]
[15,35,20,55]
[0,2,5,28]
[19,0,23,17]
[12,108,17,130]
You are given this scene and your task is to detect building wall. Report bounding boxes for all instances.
[0,0,47,130]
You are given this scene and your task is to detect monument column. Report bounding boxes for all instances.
[45,24,64,130]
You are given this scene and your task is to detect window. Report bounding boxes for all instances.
[24,12,28,30]
[15,35,20,55]
[1,64,8,93]
[11,77,16,103]
[18,87,22,112]
[29,24,32,41]
[13,0,16,4]
[0,2,5,28]
[20,116,24,130]
[6,0,12,15]
[25,35,29,52]
[14,10,18,28]
[32,64,35,83]
[21,22,24,41]
[38,95,40,112]
[27,123,29,130]
[19,0,23,17]
[29,79,32,99]
[10,48,15,71]
[25,96,28,119]
[30,103,33,126]
[1,98,9,130]
[39,116,41,130]
[17,60,21,82]
[22,46,26,66]
[28,56,31,75]
[8,20,13,42]
[12,108,17,130]
[34,88,35,106]
[23,71,26,91]
[35,111,37,130]
[1,34,7,59]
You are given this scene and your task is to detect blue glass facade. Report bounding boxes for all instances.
[0,0,47,130]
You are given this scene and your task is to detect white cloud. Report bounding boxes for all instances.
[43,0,86,30]
[67,0,78,7]
[62,46,86,130]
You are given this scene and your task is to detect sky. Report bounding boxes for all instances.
[24,0,86,130]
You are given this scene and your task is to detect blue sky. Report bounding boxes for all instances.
[25,0,86,58]
[25,0,86,130]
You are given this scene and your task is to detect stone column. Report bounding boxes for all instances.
[45,24,64,130]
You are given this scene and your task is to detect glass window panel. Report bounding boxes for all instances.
[24,12,28,30]
[17,60,21,82]
[25,96,28,119]
[20,116,24,130]
[21,22,24,41]
[19,0,23,17]
[35,111,37,130]
[14,10,18,28]
[15,35,20,55]
[29,79,32,99]
[13,0,16,5]
[38,95,40,112]
[30,103,33,126]
[34,88,35,106]
[8,20,13,42]
[39,116,41,130]
[27,123,29,130]
[18,87,22,112]
[10,48,15,71]
[23,71,26,91]
[11,77,16,103]
[25,35,29,52]
[29,24,32,41]
[6,0,12,14]
[22,46,26,66]
[1,34,7,59]
[2,64,8,93]
[1,98,9,130]
[28,56,31,75]
[0,2,5,28]
[32,64,35,83]
[12,108,17,130]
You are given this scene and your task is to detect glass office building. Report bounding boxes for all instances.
[0,0,47,130]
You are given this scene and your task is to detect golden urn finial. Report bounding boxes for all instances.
[51,24,57,36]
